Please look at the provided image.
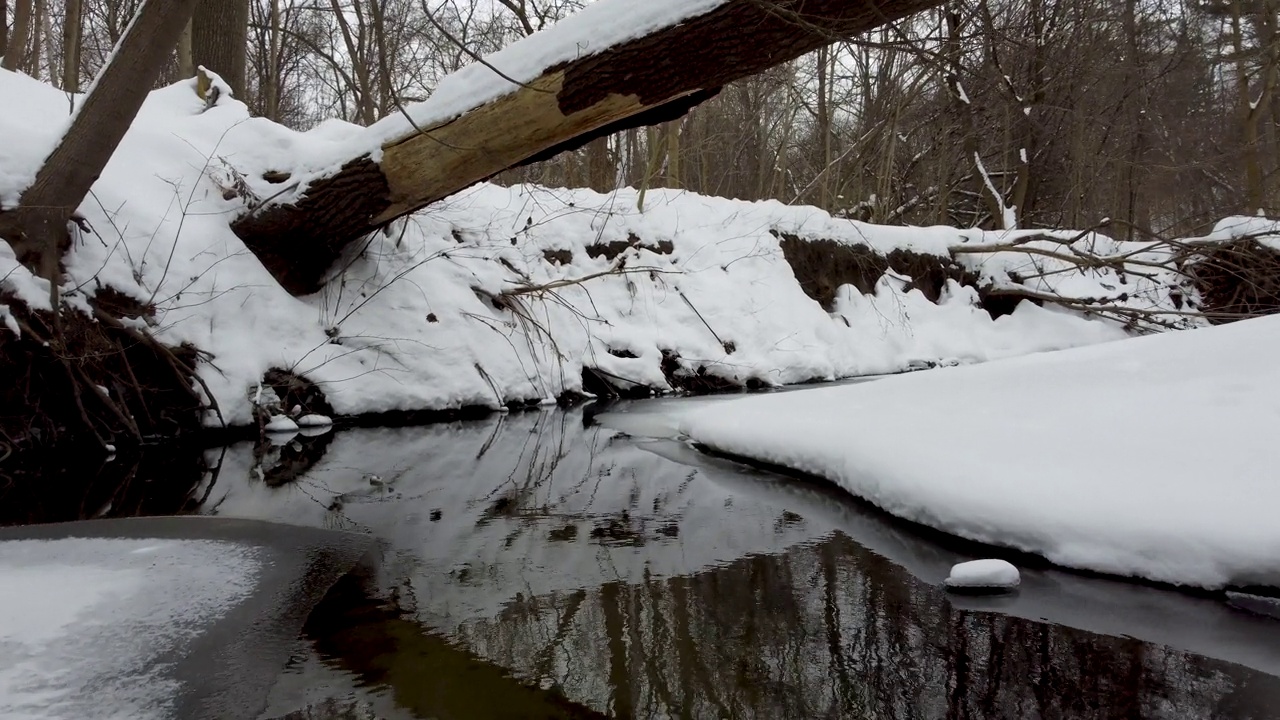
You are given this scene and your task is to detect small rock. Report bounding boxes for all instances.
[296,413,334,427]
[945,559,1020,595]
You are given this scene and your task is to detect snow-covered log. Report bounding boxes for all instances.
[231,0,950,295]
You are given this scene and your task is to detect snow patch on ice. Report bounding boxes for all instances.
[0,538,259,720]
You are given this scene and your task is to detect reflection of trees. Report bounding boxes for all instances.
[302,571,608,720]
[465,410,699,557]
[449,534,1280,719]
[200,410,1280,718]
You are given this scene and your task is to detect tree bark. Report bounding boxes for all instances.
[61,0,80,92]
[587,136,614,192]
[263,0,282,121]
[29,0,41,78]
[177,19,194,78]
[816,44,832,208]
[1,0,199,285]
[665,120,681,189]
[234,0,948,295]
[2,0,32,72]
[0,0,8,59]
[191,0,248,96]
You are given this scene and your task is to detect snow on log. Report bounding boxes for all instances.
[231,0,951,295]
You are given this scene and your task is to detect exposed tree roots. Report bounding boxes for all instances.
[775,232,1000,314]
[0,293,212,454]
[1186,239,1280,322]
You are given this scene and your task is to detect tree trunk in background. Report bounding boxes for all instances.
[0,0,8,60]
[1003,0,1041,228]
[177,19,194,78]
[1117,0,1142,239]
[1230,0,1277,212]
[263,0,282,121]
[2,0,32,72]
[192,0,248,96]
[329,0,377,125]
[816,44,832,208]
[61,0,81,91]
[42,0,61,86]
[0,0,200,286]
[587,137,613,192]
[665,120,681,189]
[29,0,42,80]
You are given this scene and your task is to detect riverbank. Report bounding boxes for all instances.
[1,67,1207,455]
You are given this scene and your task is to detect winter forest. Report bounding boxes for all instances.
[2,1,1280,718]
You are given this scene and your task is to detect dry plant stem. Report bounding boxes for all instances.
[950,243,1183,274]
[500,264,674,297]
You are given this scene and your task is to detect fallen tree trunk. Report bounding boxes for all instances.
[232,0,949,295]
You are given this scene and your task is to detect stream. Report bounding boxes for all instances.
[6,398,1280,718]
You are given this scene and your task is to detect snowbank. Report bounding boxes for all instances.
[0,67,1203,427]
[668,315,1280,590]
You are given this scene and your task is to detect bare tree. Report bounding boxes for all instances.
[0,0,8,59]
[2,0,32,71]
[0,0,199,288]
[62,0,82,92]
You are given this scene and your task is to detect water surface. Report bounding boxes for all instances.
[182,405,1280,719]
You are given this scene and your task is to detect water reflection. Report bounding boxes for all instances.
[195,407,1280,719]
[0,444,209,525]
[454,534,1280,719]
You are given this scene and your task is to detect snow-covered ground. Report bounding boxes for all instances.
[652,314,1280,591]
[0,65,1211,427]
[0,537,259,720]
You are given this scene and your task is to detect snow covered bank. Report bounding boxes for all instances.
[0,67,1210,431]
[667,315,1280,591]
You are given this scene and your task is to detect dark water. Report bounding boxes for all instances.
[7,403,1280,719]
